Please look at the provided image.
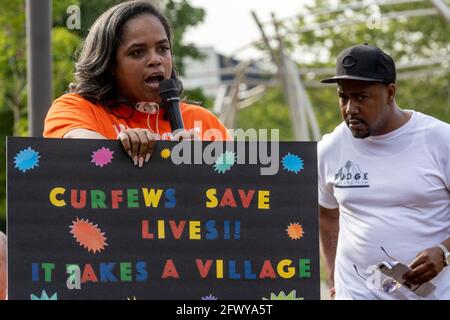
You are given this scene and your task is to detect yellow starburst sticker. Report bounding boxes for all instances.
[160,148,171,159]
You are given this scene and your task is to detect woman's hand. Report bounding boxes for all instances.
[0,231,6,300]
[118,129,156,167]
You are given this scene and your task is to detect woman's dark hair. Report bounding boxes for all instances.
[69,1,183,108]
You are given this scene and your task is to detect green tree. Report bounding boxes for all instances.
[0,0,26,136]
[181,87,214,109]
[163,0,205,75]
[235,0,449,138]
[0,0,27,232]
[292,0,450,131]
[0,0,83,231]
[237,88,294,141]
[52,27,82,97]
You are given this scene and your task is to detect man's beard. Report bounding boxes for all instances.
[346,119,371,139]
[351,129,371,139]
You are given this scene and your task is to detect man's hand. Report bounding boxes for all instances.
[329,287,336,300]
[0,231,6,300]
[403,247,445,286]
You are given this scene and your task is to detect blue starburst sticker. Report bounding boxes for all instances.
[282,153,304,174]
[213,151,236,174]
[14,147,41,173]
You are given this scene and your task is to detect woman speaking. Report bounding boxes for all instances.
[44,0,230,167]
[0,0,230,300]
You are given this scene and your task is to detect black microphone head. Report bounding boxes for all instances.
[159,78,184,130]
[159,79,179,101]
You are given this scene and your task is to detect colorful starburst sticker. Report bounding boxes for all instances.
[201,294,218,300]
[263,290,303,300]
[213,151,236,174]
[160,148,171,159]
[70,217,108,253]
[286,222,304,240]
[282,153,304,174]
[30,290,58,300]
[14,147,40,173]
[91,147,114,167]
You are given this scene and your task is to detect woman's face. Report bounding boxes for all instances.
[115,14,173,104]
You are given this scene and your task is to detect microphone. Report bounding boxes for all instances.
[159,79,184,131]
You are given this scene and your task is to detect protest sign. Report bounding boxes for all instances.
[7,137,319,300]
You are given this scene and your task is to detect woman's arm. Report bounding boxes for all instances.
[63,128,107,139]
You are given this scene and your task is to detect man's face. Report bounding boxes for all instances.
[337,80,393,139]
[115,14,173,104]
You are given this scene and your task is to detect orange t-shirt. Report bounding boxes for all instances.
[44,93,231,141]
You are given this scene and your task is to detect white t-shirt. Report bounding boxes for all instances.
[318,111,450,300]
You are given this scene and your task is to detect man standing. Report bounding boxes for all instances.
[319,44,450,299]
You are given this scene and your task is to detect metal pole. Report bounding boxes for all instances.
[431,0,450,24]
[251,11,280,66]
[271,12,310,140]
[26,0,52,137]
[219,61,251,129]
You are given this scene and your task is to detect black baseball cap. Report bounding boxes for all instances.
[321,44,396,84]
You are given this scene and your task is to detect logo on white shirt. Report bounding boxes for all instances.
[335,160,369,188]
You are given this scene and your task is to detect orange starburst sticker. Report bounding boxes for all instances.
[286,222,304,240]
[70,217,108,253]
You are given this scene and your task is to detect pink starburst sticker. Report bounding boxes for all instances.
[91,147,114,168]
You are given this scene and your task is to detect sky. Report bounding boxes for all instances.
[184,0,312,59]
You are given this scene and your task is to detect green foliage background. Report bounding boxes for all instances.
[237,0,449,140]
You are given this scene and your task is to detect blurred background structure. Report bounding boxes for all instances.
[1,1,449,297]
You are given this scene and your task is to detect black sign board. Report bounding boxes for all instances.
[7,137,319,300]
